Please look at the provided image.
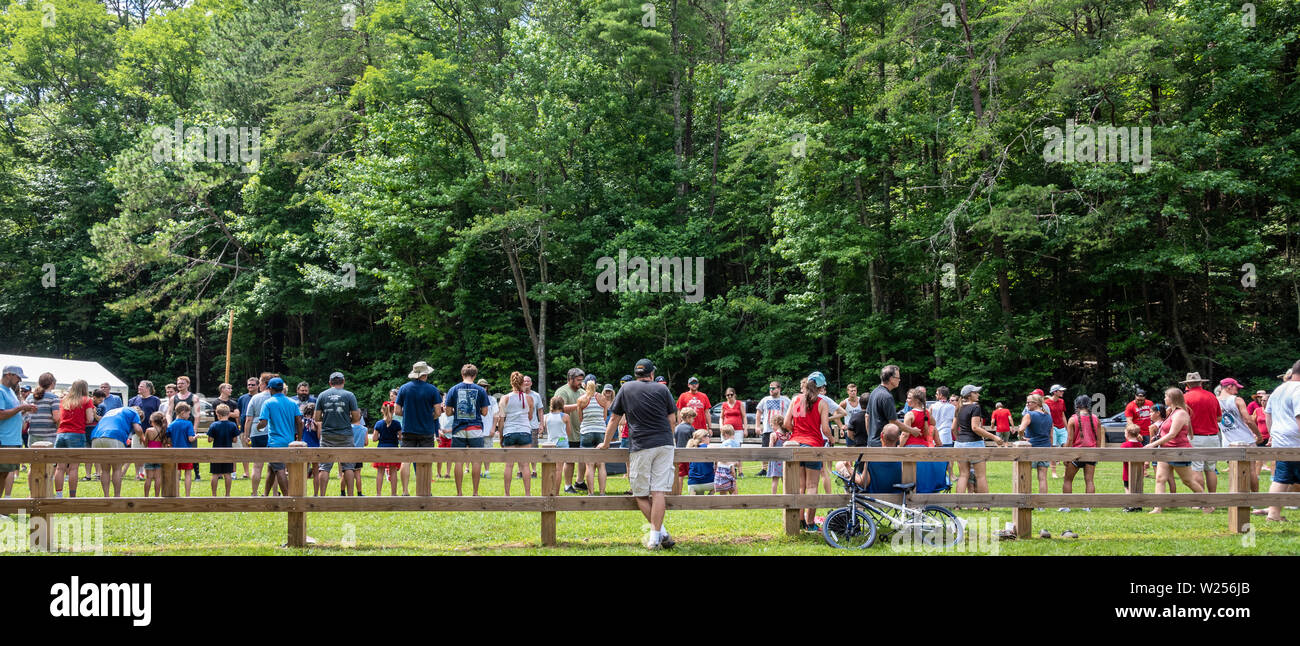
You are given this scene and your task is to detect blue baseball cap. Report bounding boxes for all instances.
[807,372,827,387]
[268,377,285,390]
[620,375,634,383]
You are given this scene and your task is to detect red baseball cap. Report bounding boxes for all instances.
[1219,378,1243,389]
[1031,388,1044,396]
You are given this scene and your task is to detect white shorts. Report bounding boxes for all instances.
[688,482,715,495]
[1190,434,1220,472]
[628,445,674,497]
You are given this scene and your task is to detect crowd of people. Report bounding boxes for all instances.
[1,357,1298,549]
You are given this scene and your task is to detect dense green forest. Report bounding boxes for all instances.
[1,0,1298,410]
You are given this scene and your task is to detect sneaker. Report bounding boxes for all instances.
[564,485,577,494]
[358,491,365,496]
[1039,529,1051,538]
[481,471,490,478]
[798,519,807,531]
[659,529,675,549]
[54,492,63,498]
[1062,530,1078,539]
[1081,508,1091,512]
[803,523,820,534]
[1057,507,1071,513]
[757,469,767,477]
[643,531,662,550]
[574,481,588,491]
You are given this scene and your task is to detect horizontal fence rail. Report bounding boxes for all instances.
[1,447,1296,549]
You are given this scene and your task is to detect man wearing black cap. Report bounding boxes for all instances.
[599,359,678,549]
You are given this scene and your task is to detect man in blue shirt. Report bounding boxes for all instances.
[396,361,444,495]
[99,382,124,411]
[1,366,37,497]
[90,406,142,497]
[257,377,302,496]
[442,364,491,496]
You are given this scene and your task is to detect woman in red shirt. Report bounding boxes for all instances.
[1145,387,1206,514]
[782,374,831,532]
[900,388,933,447]
[721,388,746,438]
[52,380,96,498]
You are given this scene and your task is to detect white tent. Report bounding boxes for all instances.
[0,354,129,399]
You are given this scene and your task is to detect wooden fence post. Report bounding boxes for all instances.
[416,460,432,497]
[783,454,800,536]
[1227,459,1251,534]
[540,461,557,546]
[28,441,53,552]
[286,441,307,548]
[162,459,178,498]
[1012,459,1032,538]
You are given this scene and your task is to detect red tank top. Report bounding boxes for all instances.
[905,408,929,446]
[1159,413,1191,448]
[722,400,745,430]
[1069,413,1100,448]
[789,395,825,447]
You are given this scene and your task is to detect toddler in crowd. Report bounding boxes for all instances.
[715,426,740,494]
[769,415,789,494]
[1121,423,1144,512]
[168,402,197,496]
[143,412,169,496]
[686,429,714,494]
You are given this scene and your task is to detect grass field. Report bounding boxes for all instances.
[2,457,1297,555]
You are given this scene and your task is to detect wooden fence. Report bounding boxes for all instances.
[1,445,1297,549]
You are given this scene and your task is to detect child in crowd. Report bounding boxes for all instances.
[85,389,107,481]
[672,408,696,494]
[349,416,368,496]
[1121,423,1144,512]
[686,429,714,494]
[436,407,454,479]
[143,412,169,496]
[372,402,402,496]
[714,426,740,494]
[1148,404,1171,490]
[302,403,320,485]
[540,397,570,493]
[168,402,197,496]
[206,404,239,496]
[768,415,789,494]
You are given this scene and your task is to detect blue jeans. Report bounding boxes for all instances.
[55,433,87,449]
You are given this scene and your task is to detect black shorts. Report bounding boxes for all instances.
[251,435,268,448]
[1070,460,1096,468]
[401,433,438,448]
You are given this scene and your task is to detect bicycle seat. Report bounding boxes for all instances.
[893,482,917,493]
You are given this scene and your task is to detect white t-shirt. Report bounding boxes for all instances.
[477,399,499,440]
[1264,381,1300,448]
[930,402,956,445]
[755,395,791,434]
[527,391,544,430]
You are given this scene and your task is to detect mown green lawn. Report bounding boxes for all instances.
[3,458,1297,555]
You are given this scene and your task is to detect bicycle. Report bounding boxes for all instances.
[822,461,963,550]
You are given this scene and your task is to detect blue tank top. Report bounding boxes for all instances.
[1025,410,1053,447]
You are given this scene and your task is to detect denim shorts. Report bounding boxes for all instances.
[1166,461,1192,468]
[580,432,604,448]
[1273,460,1300,485]
[502,432,532,447]
[450,436,486,448]
[1032,461,1050,469]
[953,440,986,464]
[796,443,821,470]
[55,433,87,449]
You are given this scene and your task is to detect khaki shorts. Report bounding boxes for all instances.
[1190,434,1220,472]
[628,445,674,497]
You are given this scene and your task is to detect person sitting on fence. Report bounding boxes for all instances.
[206,404,239,497]
[1120,423,1145,512]
[714,426,740,495]
[168,402,198,497]
[142,412,168,496]
[686,430,714,494]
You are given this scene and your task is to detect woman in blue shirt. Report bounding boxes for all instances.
[1017,394,1055,495]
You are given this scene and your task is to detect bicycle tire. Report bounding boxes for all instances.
[918,504,963,548]
[822,507,877,549]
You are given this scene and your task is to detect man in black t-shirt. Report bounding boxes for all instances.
[864,365,902,447]
[599,358,679,550]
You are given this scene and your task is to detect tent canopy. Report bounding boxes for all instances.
[0,354,129,398]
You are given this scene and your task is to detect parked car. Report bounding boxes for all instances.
[1100,411,1128,445]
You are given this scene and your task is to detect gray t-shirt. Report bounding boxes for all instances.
[866,385,896,448]
[316,387,359,435]
[245,390,272,437]
[610,379,676,452]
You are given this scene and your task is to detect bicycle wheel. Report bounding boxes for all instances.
[917,505,963,548]
[821,507,877,549]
